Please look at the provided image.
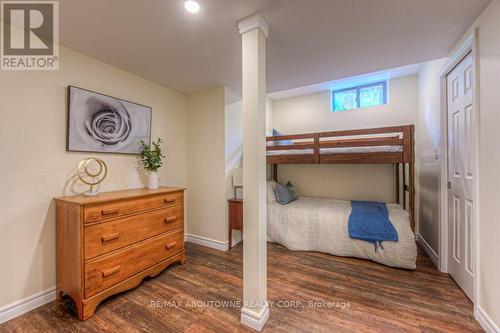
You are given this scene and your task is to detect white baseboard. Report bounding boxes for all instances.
[0,287,56,324]
[477,306,499,333]
[184,233,242,252]
[416,233,439,268]
[231,233,243,248]
[0,233,243,325]
[241,304,269,331]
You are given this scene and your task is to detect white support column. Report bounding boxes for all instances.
[238,13,269,332]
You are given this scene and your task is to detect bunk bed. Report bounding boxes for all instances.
[266,125,417,269]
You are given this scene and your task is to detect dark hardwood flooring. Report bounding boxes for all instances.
[0,242,481,332]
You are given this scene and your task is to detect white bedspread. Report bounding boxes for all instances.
[267,196,417,269]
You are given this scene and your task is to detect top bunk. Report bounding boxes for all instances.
[266,125,414,165]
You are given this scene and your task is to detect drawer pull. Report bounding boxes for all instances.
[164,198,176,204]
[102,266,121,278]
[165,242,177,249]
[101,209,120,216]
[164,216,176,223]
[101,233,120,242]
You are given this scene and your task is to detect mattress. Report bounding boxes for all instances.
[321,145,403,153]
[267,196,417,269]
[266,145,403,156]
[267,149,314,156]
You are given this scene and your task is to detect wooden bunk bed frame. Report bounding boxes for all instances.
[266,125,415,230]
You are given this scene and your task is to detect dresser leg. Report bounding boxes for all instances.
[179,252,186,265]
[80,300,99,320]
[75,300,85,320]
[228,228,232,250]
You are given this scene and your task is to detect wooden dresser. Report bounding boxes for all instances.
[55,187,185,320]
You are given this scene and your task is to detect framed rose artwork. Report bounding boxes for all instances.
[67,86,152,154]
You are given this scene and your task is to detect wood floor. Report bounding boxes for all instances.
[0,242,481,333]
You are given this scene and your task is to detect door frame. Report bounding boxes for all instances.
[438,29,480,311]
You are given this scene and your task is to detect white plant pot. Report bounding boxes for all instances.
[148,172,159,190]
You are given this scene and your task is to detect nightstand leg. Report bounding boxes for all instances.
[228,228,232,250]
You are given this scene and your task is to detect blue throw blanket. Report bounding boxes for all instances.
[348,201,398,251]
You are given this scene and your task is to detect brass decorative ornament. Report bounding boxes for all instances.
[77,158,108,196]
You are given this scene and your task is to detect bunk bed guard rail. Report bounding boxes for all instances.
[266,125,415,230]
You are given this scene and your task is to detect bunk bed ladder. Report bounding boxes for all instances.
[395,163,400,204]
[400,125,415,231]
[272,164,278,181]
[396,162,415,231]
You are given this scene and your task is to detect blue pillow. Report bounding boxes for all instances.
[272,128,293,146]
[274,181,297,205]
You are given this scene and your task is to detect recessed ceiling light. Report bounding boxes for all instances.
[184,1,200,14]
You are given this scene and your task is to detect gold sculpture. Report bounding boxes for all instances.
[77,158,108,196]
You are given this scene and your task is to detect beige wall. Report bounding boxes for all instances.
[416,58,447,253]
[225,87,243,243]
[276,164,397,202]
[186,87,226,242]
[186,86,242,244]
[270,75,418,202]
[265,97,273,132]
[272,76,418,133]
[0,46,188,308]
[265,97,273,179]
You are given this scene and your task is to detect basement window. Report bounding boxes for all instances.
[332,81,387,112]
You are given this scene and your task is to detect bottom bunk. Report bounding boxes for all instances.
[266,181,417,270]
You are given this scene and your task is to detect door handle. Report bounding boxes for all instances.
[448,181,451,190]
[101,233,120,242]
[102,266,121,277]
[165,242,177,250]
[164,216,176,223]
[101,208,120,216]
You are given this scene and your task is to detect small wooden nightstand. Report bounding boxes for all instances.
[228,198,243,250]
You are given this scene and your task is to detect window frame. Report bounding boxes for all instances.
[332,81,388,112]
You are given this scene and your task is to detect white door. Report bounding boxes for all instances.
[447,52,475,300]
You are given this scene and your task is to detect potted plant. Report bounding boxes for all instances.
[140,138,165,190]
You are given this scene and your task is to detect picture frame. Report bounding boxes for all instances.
[67,86,152,154]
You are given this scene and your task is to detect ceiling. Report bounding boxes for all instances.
[268,63,423,100]
[59,0,490,94]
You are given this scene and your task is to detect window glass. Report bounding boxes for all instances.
[333,89,357,111]
[332,81,387,111]
[360,84,385,108]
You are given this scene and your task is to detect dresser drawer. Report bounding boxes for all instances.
[84,205,183,259]
[84,191,183,224]
[84,230,184,298]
